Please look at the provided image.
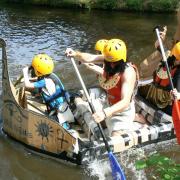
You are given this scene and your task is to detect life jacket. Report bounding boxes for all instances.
[40,73,70,113]
[98,63,139,105]
[154,66,177,88]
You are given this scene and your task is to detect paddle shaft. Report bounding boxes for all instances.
[155,28,175,89]
[70,57,111,152]
[70,57,126,180]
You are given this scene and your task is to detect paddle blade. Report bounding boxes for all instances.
[108,151,126,180]
[172,100,180,144]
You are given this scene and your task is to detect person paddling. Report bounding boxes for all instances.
[23,53,74,130]
[139,28,180,116]
[95,39,108,54]
[83,39,108,70]
[66,39,139,136]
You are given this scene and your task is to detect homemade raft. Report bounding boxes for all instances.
[1,38,175,165]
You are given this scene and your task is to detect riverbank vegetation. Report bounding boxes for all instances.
[5,0,180,12]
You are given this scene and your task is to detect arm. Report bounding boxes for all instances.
[171,68,180,100]
[171,88,180,100]
[65,48,104,63]
[140,26,168,79]
[29,77,38,81]
[155,26,167,51]
[173,9,180,43]
[84,63,103,75]
[23,67,35,89]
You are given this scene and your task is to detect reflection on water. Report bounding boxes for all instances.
[0,132,88,180]
[0,3,177,89]
[0,2,179,180]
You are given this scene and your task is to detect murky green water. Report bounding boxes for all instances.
[0,2,179,180]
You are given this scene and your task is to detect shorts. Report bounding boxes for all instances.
[105,101,135,135]
[57,102,74,124]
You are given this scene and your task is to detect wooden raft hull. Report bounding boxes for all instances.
[1,38,176,165]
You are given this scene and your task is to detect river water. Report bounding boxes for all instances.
[0,2,179,180]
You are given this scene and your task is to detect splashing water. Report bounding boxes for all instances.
[120,148,148,180]
[85,159,112,180]
[84,139,177,180]
[84,152,146,180]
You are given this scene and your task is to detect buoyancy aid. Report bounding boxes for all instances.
[154,66,177,88]
[98,63,139,105]
[40,73,70,112]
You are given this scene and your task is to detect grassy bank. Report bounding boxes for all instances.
[5,0,180,12]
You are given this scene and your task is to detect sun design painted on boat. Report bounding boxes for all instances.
[35,121,53,141]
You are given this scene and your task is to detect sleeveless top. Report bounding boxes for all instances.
[98,63,139,105]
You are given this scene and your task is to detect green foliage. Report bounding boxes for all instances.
[89,0,117,9]
[32,0,49,5]
[135,160,147,169]
[150,0,179,12]
[126,0,143,11]
[4,0,180,12]
[135,153,180,179]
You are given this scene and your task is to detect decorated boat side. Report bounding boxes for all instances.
[1,38,82,164]
[1,38,176,165]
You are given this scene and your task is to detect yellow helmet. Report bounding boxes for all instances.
[95,39,108,53]
[103,39,127,62]
[32,54,54,77]
[171,42,180,61]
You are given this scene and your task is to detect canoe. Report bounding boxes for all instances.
[1,38,176,165]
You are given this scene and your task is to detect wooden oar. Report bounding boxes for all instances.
[155,27,180,144]
[70,57,126,180]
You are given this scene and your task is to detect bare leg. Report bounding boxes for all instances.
[111,130,126,137]
[134,113,148,124]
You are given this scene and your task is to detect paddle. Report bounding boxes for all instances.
[155,27,180,144]
[14,66,34,87]
[70,57,126,180]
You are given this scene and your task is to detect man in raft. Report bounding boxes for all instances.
[139,34,180,115]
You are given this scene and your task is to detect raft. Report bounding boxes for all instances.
[1,38,176,165]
